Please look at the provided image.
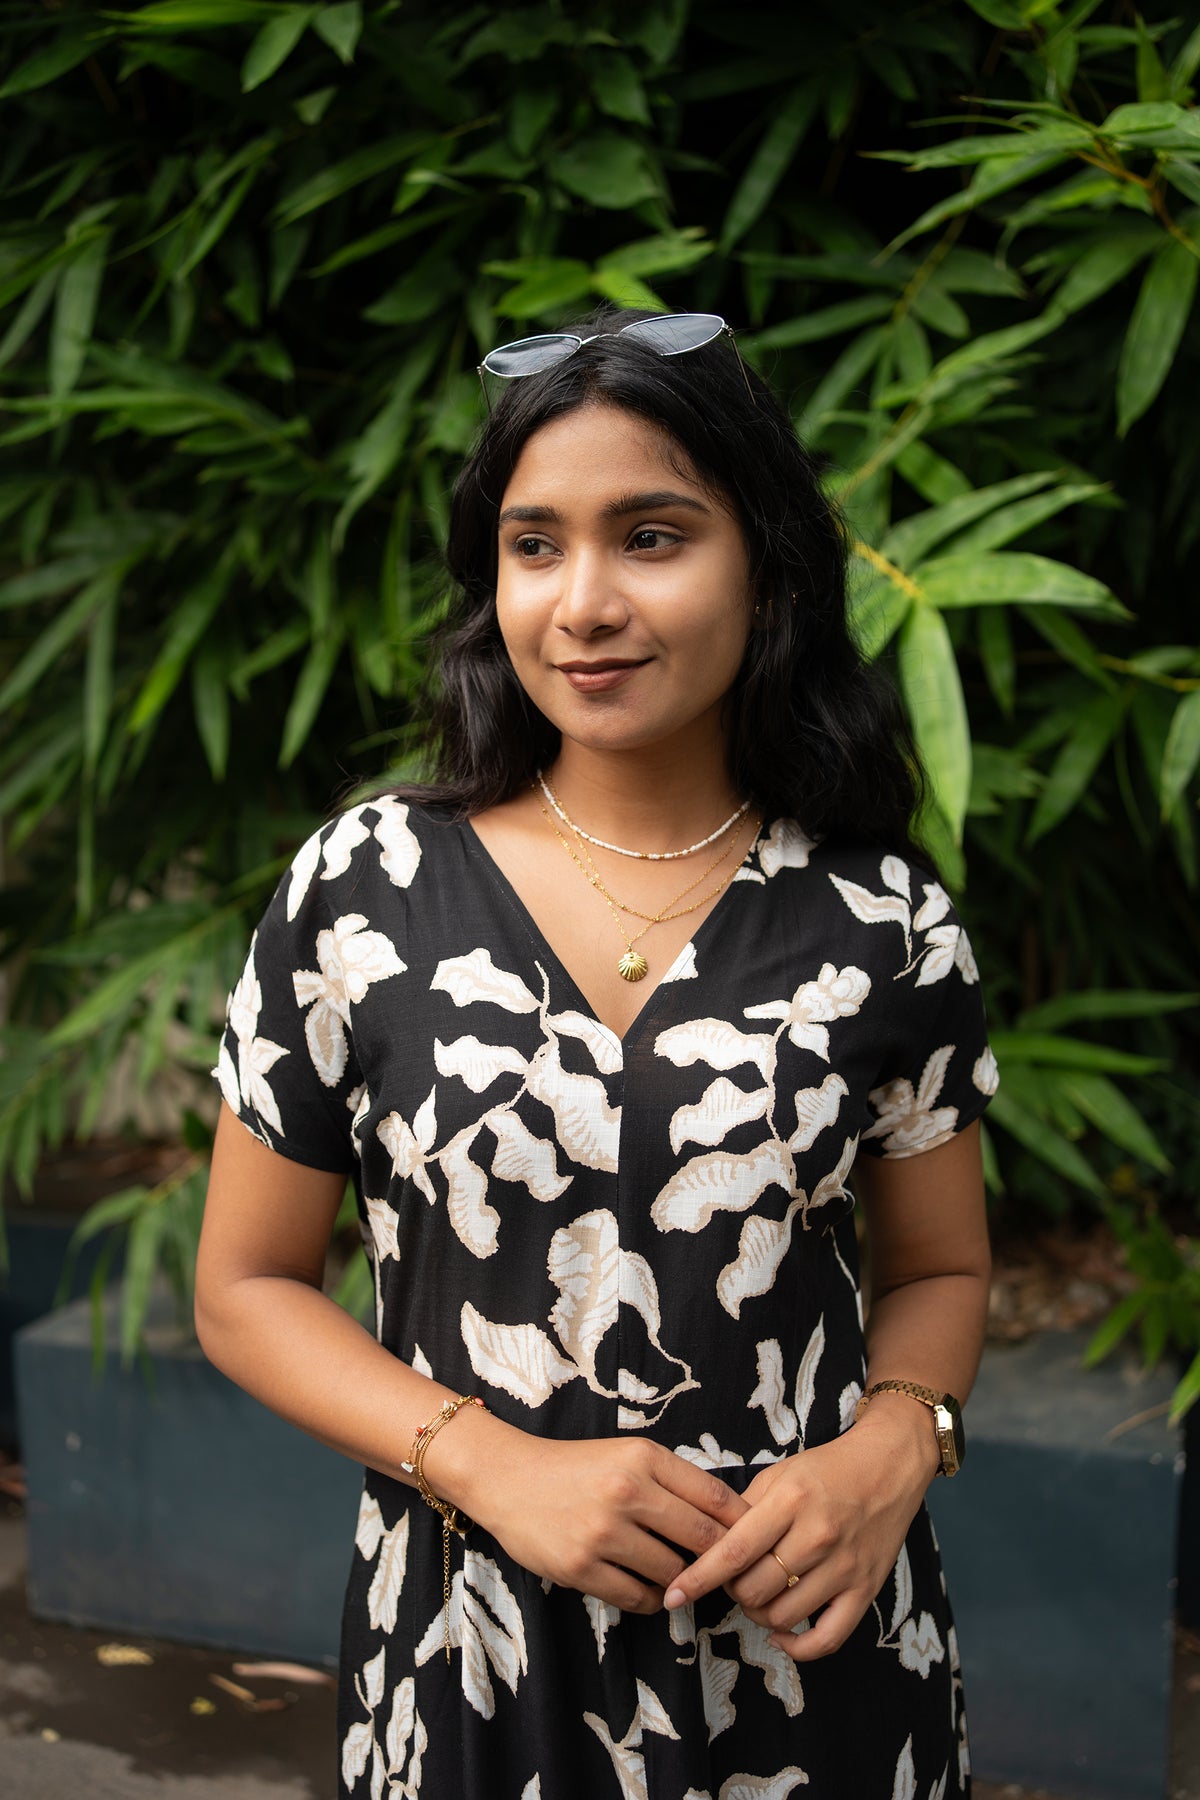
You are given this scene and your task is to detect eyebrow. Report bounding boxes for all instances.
[497,489,711,528]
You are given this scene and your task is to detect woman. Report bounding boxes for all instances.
[197,307,995,1800]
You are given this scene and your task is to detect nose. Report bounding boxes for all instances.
[552,546,630,638]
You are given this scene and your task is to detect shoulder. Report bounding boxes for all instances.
[278,791,457,923]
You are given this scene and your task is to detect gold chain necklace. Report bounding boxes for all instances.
[537,772,751,861]
[571,813,744,922]
[538,802,761,982]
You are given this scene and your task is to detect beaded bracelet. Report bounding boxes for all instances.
[405,1394,487,1662]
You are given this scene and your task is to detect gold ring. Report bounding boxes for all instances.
[770,1551,800,1589]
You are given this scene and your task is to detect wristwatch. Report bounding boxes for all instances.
[852,1381,965,1477]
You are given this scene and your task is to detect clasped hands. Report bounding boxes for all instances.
[484,1426,934,1664]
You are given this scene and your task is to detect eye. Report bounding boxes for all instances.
[628,527,680,552]
[513,534,554,558]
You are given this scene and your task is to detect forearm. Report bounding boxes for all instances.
[851,1269,990,1481]
[195,1276,522,1511]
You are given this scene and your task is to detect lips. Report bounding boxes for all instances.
[556,658,649,694]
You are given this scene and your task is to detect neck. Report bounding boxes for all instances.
[546,740,745,856]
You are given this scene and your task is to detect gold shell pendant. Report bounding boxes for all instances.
[617,950,649,982]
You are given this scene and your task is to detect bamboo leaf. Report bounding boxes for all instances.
[881,472,1055,570]
[741,294,894,353]
[1169,1349,1200,1427]
[129,562,230,733]
[1160,687,1200,820]
[977,606,1015,716]
[1058,1072,1171,1172]
[241,7,315,91]
[273,133,430,225]
[0,29,102,97]
[1116,239,1200,436]
[279,621,346,767]
[990,1031,1164,1075]
[986,1086,1107,1198]
[897,603,971,842]
[313,2,362,64]
[549,133,661,209]
[49,235,109,399]
[1083,1292,1148,1366]
[83,580,118,774]
[720,81,821,251]
[1026,691,1128,845]
[191,645,230,781]
[917,552,1128,616]
[1020,989,1200,1030]
[0,570,119,715]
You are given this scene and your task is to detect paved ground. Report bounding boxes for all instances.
[1,1487,1197,1800]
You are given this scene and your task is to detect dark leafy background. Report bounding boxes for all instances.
[0,0,1197,1409]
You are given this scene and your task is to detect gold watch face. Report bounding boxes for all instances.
[934,1399,965,1475]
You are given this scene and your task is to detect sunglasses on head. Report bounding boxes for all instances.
[476,312,754,408]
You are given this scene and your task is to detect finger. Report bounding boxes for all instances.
[655,1453,750,1531]
[642,1489,741,1561]
[770,1590,863,1662]
[663,1507,784,1609]
[586,1564,665,1615]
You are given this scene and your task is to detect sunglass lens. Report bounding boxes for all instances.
[620,313,726,355]
[481,334,582,378]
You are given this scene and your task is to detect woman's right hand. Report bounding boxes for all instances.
[427,1417,750,1613]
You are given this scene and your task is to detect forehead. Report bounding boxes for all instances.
[500,403,709,502]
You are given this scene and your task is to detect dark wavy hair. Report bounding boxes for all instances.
[388,304,924,857]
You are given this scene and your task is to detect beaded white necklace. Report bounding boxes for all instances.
[536,774,751,861]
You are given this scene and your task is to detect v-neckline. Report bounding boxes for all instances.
[459,817,758,1053]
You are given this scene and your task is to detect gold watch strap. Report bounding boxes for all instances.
[854,1380,942,1419]
[852,1380,963,1477]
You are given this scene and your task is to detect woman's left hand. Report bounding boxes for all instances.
[662,1413,938,1662]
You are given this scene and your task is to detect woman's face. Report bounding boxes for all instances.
[494,403,754,761]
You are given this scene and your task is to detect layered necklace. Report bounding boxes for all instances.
[535,776,761,982]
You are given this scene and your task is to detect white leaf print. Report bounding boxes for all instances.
[669,1078,771,1154]
[719,1772,809,1800]
[789,1072,849,1152]
[655,1018,775,1081]
[912,882,950,931]
[415,1556,527,1720]
[758,818,814,876]
[636,1678,680,1739]
[584,1711,649,1800]
[370,797,421,888]
[711,1604,805,1716]
[794,1316,825,1446]
[487,1106,572,1201]
[320,809,371,880]
[548,1009,623,1075]
[973,1047,999,1094]
[583,1592,619,1661]
[377,1111,437,1206]
[286,829,322,920]
[749,963,871,1060]
[407,1711,427,1796]
[460,1302,577,1406]
[892,1736,917,1800]
[929,1772,948,1800]
[548,1210,618,1385]
[619,1248,663,1337]
[699,1633,739,1740]
[674,1433,745,1469]
[750,1339,798,1446]
[891,1544,913,1637]
[215,1041,241,1116]
[367,1511,408,1634]
[650,1140,795,1234]
[385,1675,414,1772]
[364,1193,398,1263]
[898,1611,945,1678]
[829,873,911,940]
[432,947,539,1014]
[355,1491,384,1563]
[298,992,348,1088]
[434,1033,528,1094]
[865,1050,959,1157]
[412,1087,437,1153]
[441,1131,500,1258]
[806,1134,858,1231]
[521,1780,542,1800]
[839,1381,863,1434]
[293,914,405,1085]
[526,1039,620,1172]
[915,925,959,987]
[411,1342,433,1378]
[881,854,911,898]
[954,928,979,983]
[662,941,698,981]
[716,1200,801,1320]
[370,1737,384,1800]
[362,1644,386,1710]
[618,1369,658,1402]
[465,1548,529,1678]
[341,1720,373,1790]
[669,1600,696,1645]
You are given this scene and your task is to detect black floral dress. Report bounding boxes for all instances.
[213,796,997,1800]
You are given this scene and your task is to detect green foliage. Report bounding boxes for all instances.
[0,0,1198,1410]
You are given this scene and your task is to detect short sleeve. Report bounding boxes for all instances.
[857,884,998,1160]
[211,827,369,1173]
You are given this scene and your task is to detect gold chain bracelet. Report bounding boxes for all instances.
[407,1394,487,1662]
